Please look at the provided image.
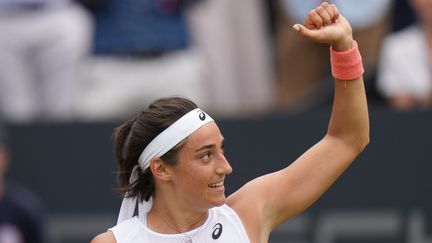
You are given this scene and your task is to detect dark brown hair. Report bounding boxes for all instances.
[113,97,198,202]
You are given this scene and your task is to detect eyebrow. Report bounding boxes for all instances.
[194,144,215,153]
[194,139,224,153]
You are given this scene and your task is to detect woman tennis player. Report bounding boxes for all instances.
[91,2,369,243]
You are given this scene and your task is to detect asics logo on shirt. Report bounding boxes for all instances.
[212,223,223,239]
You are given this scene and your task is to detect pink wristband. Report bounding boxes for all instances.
[330,41,364,80]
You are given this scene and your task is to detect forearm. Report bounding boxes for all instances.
[327,43,369,151]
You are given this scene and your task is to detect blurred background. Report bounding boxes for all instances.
[0,0,431,242]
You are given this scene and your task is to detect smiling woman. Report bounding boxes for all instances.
[91,2,369,243]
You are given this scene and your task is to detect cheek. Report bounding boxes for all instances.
[184,166,212,195]
[191,167,211,187]
[175,165,209,190]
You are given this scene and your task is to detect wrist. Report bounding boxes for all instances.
[331,36,354,52]
[330,40,364,80]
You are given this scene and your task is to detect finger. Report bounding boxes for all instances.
[329,3,340,22]
[315,6,333,26]
[320,2,335,22]
[292,24,324,41]
[304,17,316,29]
[305,9,323,29]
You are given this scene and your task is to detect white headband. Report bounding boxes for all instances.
[138,108,214,171]
[116,108,214,224]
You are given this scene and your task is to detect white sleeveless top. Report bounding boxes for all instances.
[109,204,251,243]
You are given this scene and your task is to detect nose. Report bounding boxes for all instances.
[216,153,233,175]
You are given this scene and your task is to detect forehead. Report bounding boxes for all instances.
[184,122,223,149]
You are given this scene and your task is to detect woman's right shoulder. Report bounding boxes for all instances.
[90,231,117,243]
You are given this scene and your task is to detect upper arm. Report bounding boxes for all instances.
[90,232,116,243]
[228,135,362,232]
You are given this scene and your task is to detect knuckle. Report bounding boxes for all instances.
[330,4,338,11]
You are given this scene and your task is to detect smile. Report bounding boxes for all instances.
[208,182,224,188]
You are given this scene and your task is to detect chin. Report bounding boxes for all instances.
[209,196,226,207]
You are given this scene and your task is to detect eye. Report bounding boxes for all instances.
[201,151,211,160]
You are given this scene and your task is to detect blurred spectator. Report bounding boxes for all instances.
[273,0,393,111]
[376,0,432,110]
[391,0,417,32]
[75,0,275,120]
[0,122,47,243]
[0,0,93,123]
[75,0,209,120]
[186,0,275,116]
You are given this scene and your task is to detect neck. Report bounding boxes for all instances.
[147,193,209,233]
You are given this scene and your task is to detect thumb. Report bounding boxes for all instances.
[292,24,320,40]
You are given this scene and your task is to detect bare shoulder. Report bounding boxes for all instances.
[226,176,273,242]
[226,173,273,212]
[90,231,116,243]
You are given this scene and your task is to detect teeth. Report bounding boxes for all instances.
[208,182,224,188]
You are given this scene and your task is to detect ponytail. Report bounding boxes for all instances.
[113,119,136,195]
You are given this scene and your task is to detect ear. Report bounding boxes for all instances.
[149,157,172,181]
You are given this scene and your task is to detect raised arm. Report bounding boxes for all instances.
[227,2,369,241]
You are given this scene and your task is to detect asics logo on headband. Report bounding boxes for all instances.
[198,110,206,121]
